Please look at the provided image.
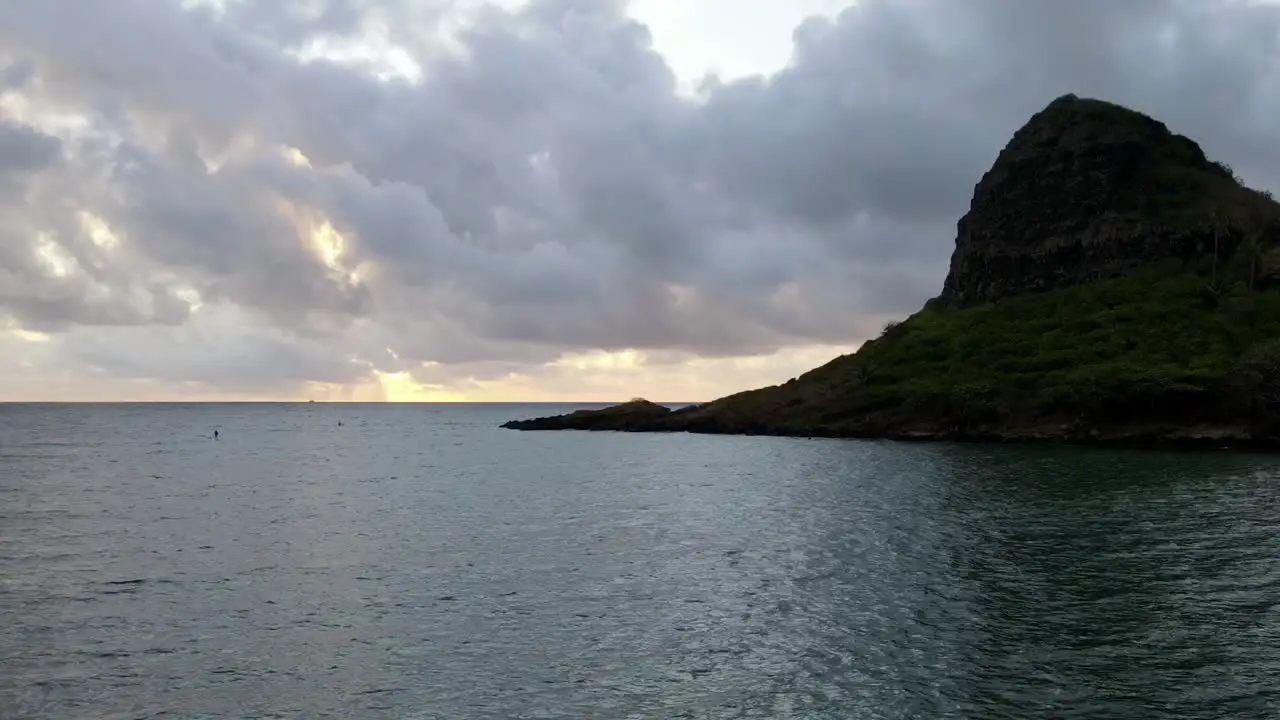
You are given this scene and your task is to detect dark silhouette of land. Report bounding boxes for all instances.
[504,95,1280,449]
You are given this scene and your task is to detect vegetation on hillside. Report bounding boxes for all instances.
[781,251,1280,433]
[504,95,1280,446]
[509,245,1280,441]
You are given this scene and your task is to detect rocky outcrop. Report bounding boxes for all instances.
[939,94,1280,306]
[502,95,1280,450]
[502,399,673,431]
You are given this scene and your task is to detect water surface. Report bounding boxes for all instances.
[2,403,1279,718]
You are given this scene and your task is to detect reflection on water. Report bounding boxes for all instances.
[2,404,1279,718]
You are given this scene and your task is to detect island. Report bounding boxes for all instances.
[503,94,1280,449]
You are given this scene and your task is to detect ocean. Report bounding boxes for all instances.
[2,403,1279,719]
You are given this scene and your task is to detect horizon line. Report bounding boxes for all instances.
[0,399,704,405]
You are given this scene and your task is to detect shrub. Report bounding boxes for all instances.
[830,255,1280,421]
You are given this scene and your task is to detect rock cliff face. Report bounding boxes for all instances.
[939,94,1279,306]
[502,95,1280,450]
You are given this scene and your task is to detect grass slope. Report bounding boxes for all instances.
[507,97,1280,446]
[678,256,1280,440]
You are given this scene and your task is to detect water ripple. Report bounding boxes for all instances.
[2,404,1280,718]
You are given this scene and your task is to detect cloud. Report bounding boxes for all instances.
[57,317,371,392]
[0,120,61,174]
[1,0,1279,399]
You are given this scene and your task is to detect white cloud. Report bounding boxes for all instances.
[1,0,1279,400]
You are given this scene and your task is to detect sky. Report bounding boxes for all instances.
[2,1,1280,402]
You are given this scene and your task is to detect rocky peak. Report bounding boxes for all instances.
[939,94,1279,307]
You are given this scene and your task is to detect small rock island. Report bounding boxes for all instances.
[504,95,1280,449]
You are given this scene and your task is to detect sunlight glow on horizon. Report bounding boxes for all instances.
[0,0,872,403]
[0,340,865,402]
[375,370,468,402]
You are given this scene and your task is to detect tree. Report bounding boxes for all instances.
[1208,207,1235,292]
[1242,230,1264,290]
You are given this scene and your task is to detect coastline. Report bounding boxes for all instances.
[501,403,1270,452]
[501,96,1280,454]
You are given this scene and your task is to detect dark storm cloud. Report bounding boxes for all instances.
[1,0,1280,389]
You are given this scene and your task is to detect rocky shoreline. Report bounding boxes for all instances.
[501,400,1277,451]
